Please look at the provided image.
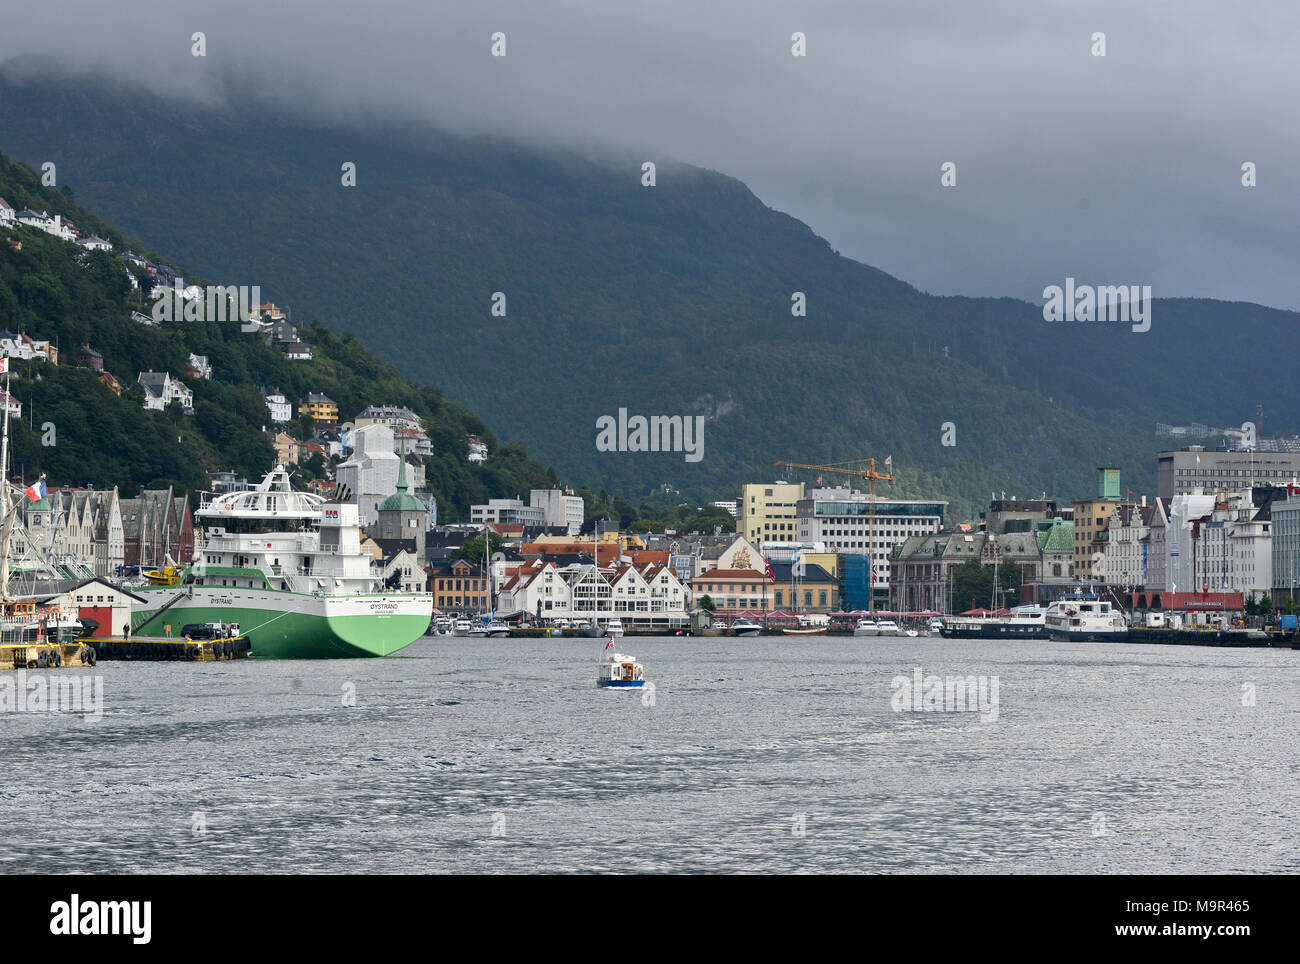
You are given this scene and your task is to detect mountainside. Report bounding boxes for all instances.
[0,151,564,520]
[4,69,1295,518]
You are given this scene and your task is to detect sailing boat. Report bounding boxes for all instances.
[469,521,509,637]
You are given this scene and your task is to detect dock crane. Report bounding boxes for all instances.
[775,459,896,612]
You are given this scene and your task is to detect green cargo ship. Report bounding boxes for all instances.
[132,466,431,658]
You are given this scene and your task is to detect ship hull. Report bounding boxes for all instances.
[1045,627,1129,643]
[131,587,432,659]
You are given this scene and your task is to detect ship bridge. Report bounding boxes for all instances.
[197,465,323,523]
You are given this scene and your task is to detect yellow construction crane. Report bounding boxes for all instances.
[775,459,897,611]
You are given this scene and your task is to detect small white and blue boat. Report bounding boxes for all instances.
[597,648,646,688]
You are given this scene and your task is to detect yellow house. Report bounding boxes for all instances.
[301,392,338,424]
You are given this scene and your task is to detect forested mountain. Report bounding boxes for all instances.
[0,151,566,521]
[3,68,1293,519]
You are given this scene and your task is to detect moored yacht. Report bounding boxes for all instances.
[940,606,1048,639]
[852,618,878,637]
[874,618,902,637]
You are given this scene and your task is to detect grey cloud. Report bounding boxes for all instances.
[3,0,1297,308]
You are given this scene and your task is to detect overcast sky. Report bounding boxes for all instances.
[5,0,1299,310]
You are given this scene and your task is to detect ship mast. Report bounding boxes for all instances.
[0,366,14,604]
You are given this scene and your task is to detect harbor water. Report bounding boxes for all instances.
[2,636,1296,873]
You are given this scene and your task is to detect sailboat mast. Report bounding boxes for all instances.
[0,369,11,603]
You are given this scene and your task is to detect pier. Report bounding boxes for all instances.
[1,641,96,669]
[92,635,251,661]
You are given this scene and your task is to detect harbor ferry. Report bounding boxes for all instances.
[939,606,1048,639]
[131,466,431,658]
[597,644,646,687]
[1044,592,1128,642]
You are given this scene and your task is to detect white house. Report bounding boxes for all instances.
[496,558,688,627]
[498,560,572,620]
[186,353,213,380]
[285,341,314,361]
[0,197,15,228]
[0,390,20,418]
[18,208,52,231]
[260,386,292,423]
[138,371,194,412]
[17,209,75,240]
[380,547,423,594]
[0,330,35,360]
[78,235,112,251]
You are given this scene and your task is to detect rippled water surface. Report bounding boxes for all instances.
[2,635,1297,873]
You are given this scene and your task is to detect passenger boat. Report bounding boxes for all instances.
[597,647,646,687]
[940,606,1048,639]
[852,619,878,637]
[1044,592,1128,642]
[783,613,829,636]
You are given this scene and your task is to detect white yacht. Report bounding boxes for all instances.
[1044,592,1128,642]
[732,618,762,637]
[852,618,878,637]
[874,618,902,636]
[605,618,625,638]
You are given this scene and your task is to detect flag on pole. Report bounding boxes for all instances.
[604,639,614,651]
[24,478,46,502]
[885,456,892,467]
[0,357,7,374]
[764,557,775,582]
[815,475,823,485]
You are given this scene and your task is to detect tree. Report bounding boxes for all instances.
[950,559,992,612]
[1282,596,1297,616]
[299,452,326,479]
[1244,592,1258,616]
[454,532,503,564]
[1260,594,1273,614]
[698,594,716,612]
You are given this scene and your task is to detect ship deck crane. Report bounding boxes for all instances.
[775,459,896,612]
